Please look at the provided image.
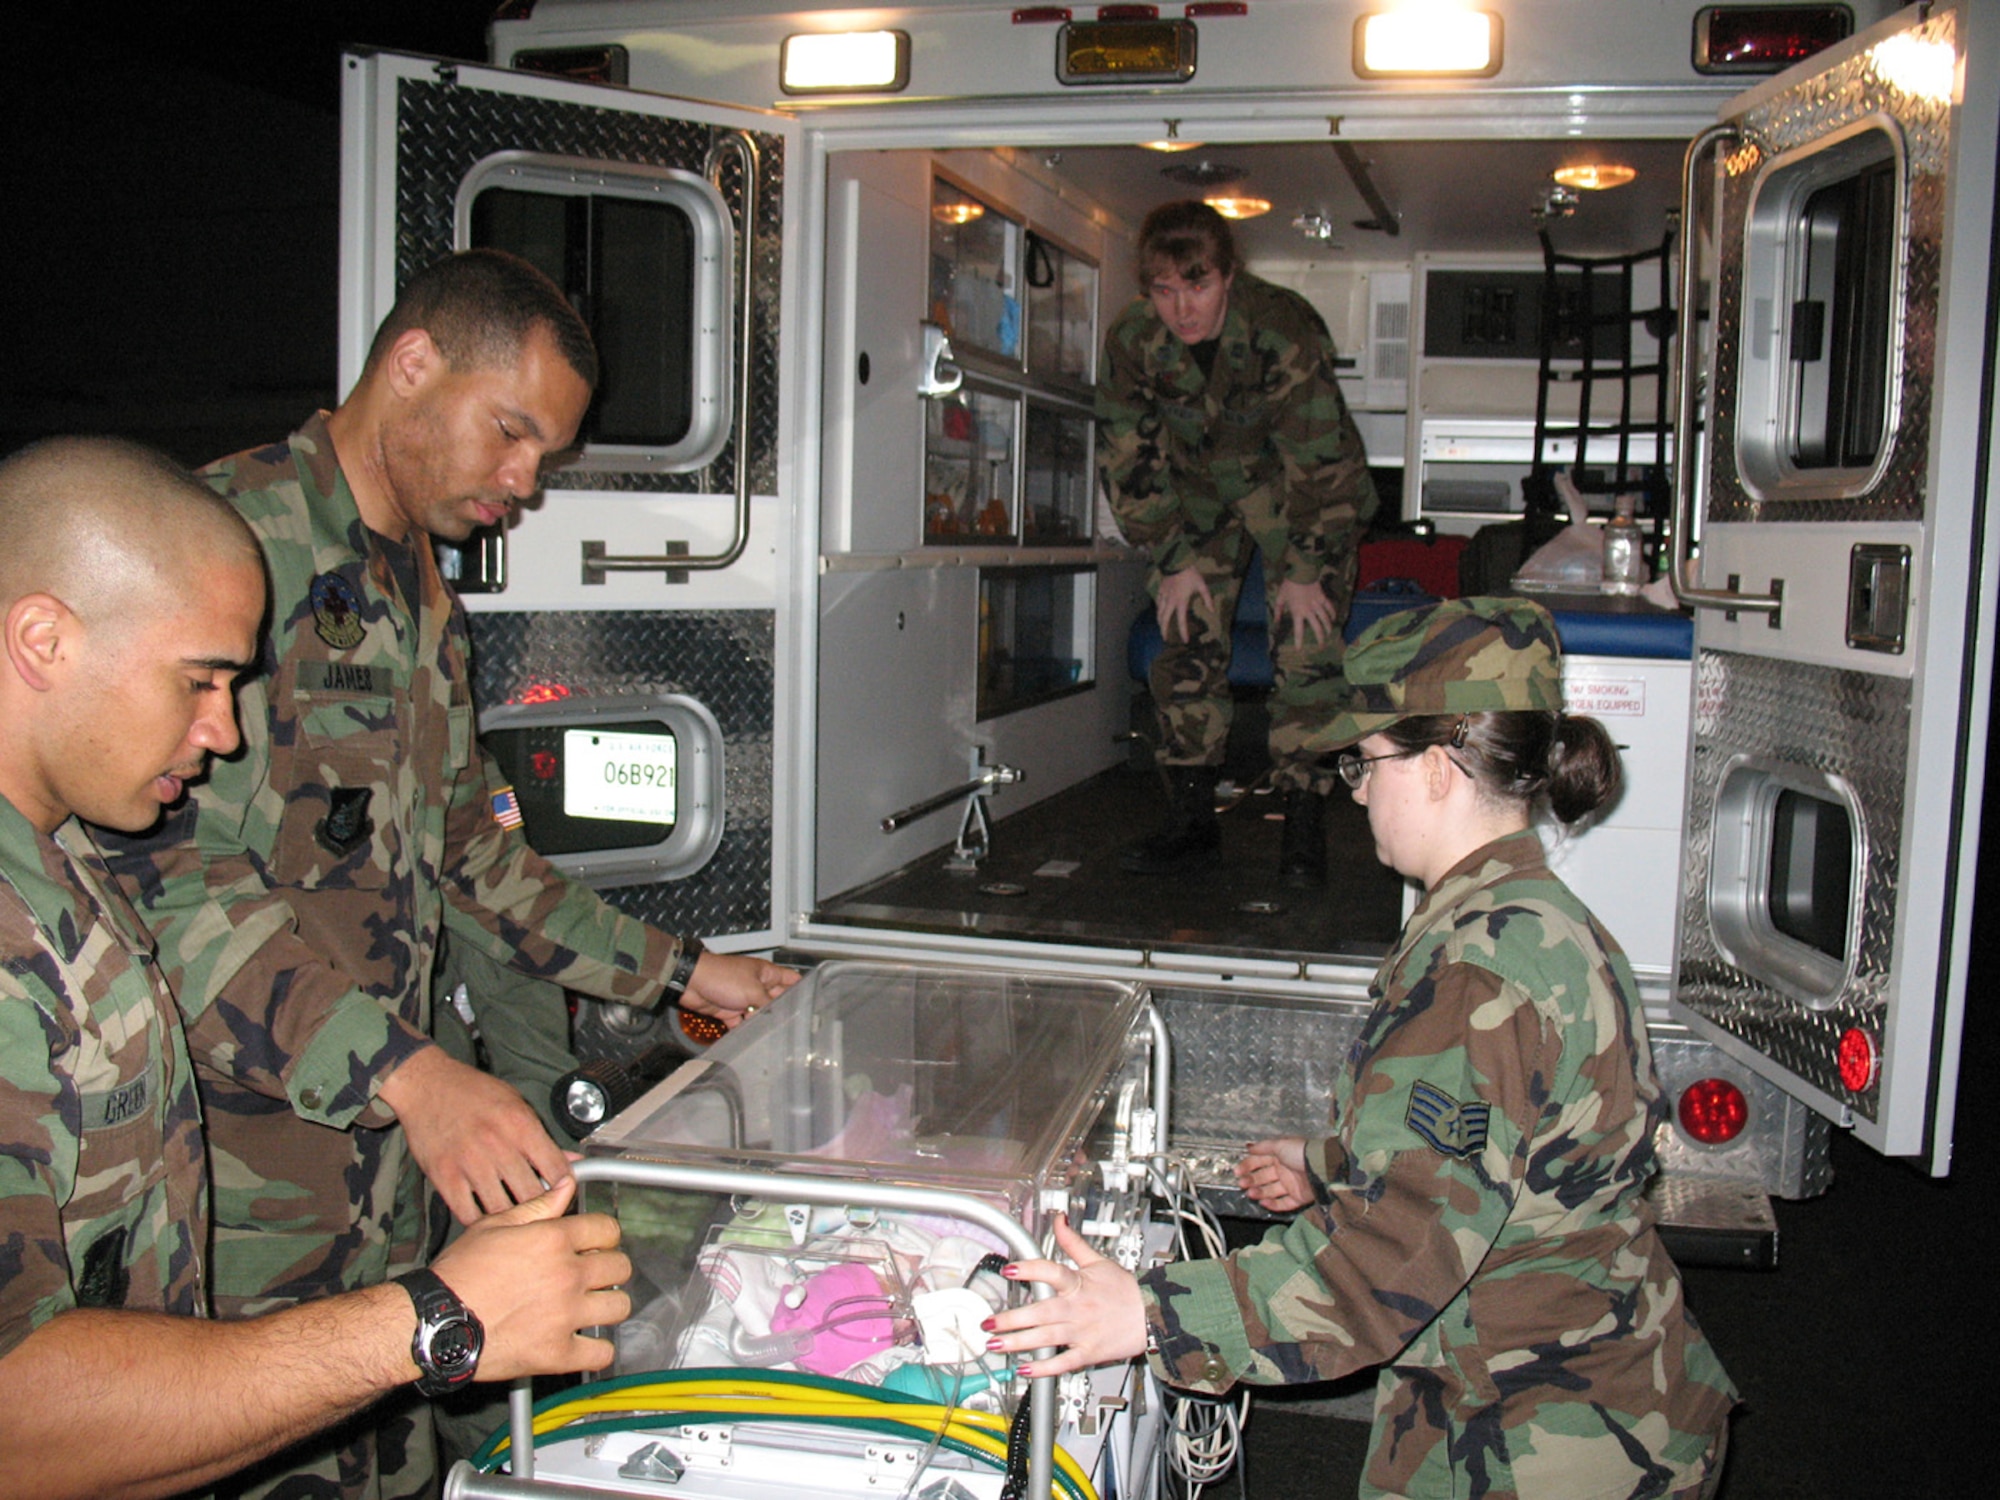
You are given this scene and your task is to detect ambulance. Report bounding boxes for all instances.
[335,0,1993,1291]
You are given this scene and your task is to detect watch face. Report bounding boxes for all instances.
[428,1317,479,1375]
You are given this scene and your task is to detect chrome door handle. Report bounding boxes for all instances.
[1670,122,1784,623]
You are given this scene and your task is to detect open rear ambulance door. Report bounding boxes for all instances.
[1671,2,1998,1173]
[340,50,802,966]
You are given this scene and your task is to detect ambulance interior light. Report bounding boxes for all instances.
[1204,194,1270,220]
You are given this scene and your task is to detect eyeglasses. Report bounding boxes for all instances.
[1335,748,1422,789]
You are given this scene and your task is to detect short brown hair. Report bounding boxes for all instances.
[1135,200,1237,287]
[364,249,598,388]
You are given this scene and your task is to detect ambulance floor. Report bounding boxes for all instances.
[814,764,1407,963]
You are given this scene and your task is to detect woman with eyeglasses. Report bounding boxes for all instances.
[986,596,1736,1500]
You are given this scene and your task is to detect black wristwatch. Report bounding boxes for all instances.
[395,1267,484,1396]
[664,935,705,1001]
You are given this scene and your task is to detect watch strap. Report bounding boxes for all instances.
[664,935,705,1000]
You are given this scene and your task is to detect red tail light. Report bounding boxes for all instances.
[1677,1077,1750,1145]
[1837,1027,1880,1092]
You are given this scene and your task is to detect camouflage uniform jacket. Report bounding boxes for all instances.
[0,793,208,1361]
[105,414,684,1318]
[1141,831,1736,1499]
[1096,270,1377,594]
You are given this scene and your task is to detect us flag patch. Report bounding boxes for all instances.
[1406,1080,1490,1159]
[492,786,524,830]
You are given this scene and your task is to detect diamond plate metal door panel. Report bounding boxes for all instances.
[470,610,775,938]
[1677,651,1906,1116]
[1671,6,1997,1168]
[1704,7,1953,525]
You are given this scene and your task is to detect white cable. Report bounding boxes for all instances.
[1148,1154,1251,1493]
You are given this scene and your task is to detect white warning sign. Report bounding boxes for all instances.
[1565,675,1647,718]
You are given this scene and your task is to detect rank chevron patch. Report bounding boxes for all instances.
[1406,1080,1491,1159]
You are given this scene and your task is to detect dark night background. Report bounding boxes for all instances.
[2,4,1989,1492]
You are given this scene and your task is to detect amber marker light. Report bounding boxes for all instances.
[780,30,911,94]
[678,1010,729,1046]
[1354,2,1501,79]
[1677,1078,1750,1146]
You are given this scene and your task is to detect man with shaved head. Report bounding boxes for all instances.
[0,436,634,1500]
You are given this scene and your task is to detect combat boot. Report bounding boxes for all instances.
[1278,787,1328,889]
[1120,766,1222,874]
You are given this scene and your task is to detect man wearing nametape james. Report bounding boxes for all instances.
[104,250,795,1499]
[0,437,634,1500]
[1098,199,1378,887]
[990,597,1736,1499]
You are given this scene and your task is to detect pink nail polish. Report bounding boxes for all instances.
[980,1317,996,1333]
[985,1338,1005,1353]
[1017,1365,1035,1379]
[1001,1264,1020,1278]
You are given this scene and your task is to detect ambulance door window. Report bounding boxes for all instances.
[1789,157,1896,471]
[457,154,735,473]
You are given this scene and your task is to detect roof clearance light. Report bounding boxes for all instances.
[780,30,911,94]
[1058,18,1198,85]
[1677,1078,1750,1146]
[1869,33,1957,106]
[1693,6,1852,76]
[1354,4,1501,79]
[1552,163,1637,192]
[1837,1027,1881,1093]
[1204,194,1270,220]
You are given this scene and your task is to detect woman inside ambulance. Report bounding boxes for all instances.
[985,596,1738,1500]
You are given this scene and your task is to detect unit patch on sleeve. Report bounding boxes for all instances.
[309,572,367,649]
[1406,1080,1491,1159]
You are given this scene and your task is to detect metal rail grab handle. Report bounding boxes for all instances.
[1670,122,1784,619]
[581,130,762,584]
[879,763,1025,833]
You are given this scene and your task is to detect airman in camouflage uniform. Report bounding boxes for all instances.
[102,252,793,1500]
[991,598,1736,1499]
[1099,202,1377,884]
[0,798,209,1358]
[1143,821,1736,1497]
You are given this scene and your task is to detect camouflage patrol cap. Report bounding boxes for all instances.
[1308,595,1563,752]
